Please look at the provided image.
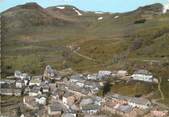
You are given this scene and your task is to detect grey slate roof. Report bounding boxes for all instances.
[82,104,99,110]
[116,105,133,113]
[111,94,131,101]
[49,102,63,112]
[134,69,152,75]
[63,91,74,98]
[129,97,151,105]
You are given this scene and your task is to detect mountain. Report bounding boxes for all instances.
[0,2,75,31]
[1,2,169,75]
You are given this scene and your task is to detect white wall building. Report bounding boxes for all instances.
[35,97,46,105]
[131,70,154,82]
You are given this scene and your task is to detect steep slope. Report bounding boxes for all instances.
[1,2,169,74]
[1,2,73,31]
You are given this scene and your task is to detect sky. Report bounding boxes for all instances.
[0,0,169,13]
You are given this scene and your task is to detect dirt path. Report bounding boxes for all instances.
[73,50,96,62]
[68,45,96,62]
[158,77,165,100]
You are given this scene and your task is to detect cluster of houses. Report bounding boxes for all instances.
[0,65,168,117]
[103,94,152,117]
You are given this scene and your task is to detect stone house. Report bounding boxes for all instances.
[40,81,50,93]
[87,73,98,80]
[128,97,151,109]
[23,96,39,110]
[29,86,42,96]
[15,80,25,88]
[29,76,42,86]
[62,92,76,108]
[48,102,63,116]
[111,94,131,105]
[131,69,154,82]
[80,96,102,114]
[117,70,128,77]
[69,74,84,83]
[43,65,61,80]
[97,70,112,79]
[62,113,76,117]
[35,96,47,105]
[0,88,22,96]
[14,70,22,78]
[81,104,100,114]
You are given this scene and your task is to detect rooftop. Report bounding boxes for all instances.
[63,91,74,98]
[82,104,99,110]
[129,97,151,105]
[111,94,131,101]
[49,102,63,112]
[116,104,133,113]
[134,69,152,75]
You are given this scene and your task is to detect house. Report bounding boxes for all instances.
[0,79,16,86]
[40,82,50,93]
[70,104,80,112]
[35,95,47,105]
[117,70,128,77]
[43,65,61,80]
[110,71,117,77]
[75,80,85,88]
[131,70,154,82]
[0,80,11,88]
[49,83,57,92]
[29,86,42,96]
[48,102,63,116]
[36,108,49,117]
[97,70,112,79]
[87,73,98,80]
[111,94,131,105]
[62,113,76,117]
[0,88,22,96]
[14,70,22,78]
[13,89,22,96]
[23,96,39,110]
[62,92,76,108]
[69,74,84,83]
[15,80,25,88]
[0,82,8,88]
[68,83,90,96]
[84,81,100,89]
[80,96,102,107]
[94,96,102,106]
[103,97,137,117]
[81,104,100,114]
[20,73,30,80]
[84,81,101,94]
[80,96,102,114]
[0,88,13,96]
[29,76,42,86]
[114,104,133,113]
[128,97,151,109]
[51,90,60,100]
[151,109,168,117]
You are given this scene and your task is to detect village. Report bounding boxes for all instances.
[0,65,169,117]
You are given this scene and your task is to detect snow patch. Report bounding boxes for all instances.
[57,6,65,9]
[114,15,119,19]
[95,11,104,14]
[163,3,169,14]
[73,8,82,16]
[98,17,103,20]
